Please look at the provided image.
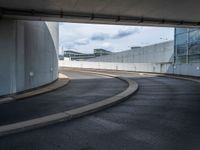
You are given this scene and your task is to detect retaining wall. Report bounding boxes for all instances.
[88,41,174,63]
[59,60,200,77]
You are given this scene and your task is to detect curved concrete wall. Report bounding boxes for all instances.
[0,19,59,96]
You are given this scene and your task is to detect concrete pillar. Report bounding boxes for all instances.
[0,19,59,96]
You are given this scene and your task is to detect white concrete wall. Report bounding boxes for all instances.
[88,41,174,63]
[61,40,199,77]
[59,60,172,73]
[0,19,59,96]
[59,60,200,77]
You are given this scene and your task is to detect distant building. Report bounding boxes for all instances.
[94,49,112,57]
[63,49,112,60]
[58,54,64,60]
[64,50,83,58]
[63,50,95,60]
[131,46,141,50]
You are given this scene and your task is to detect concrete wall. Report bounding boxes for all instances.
[88,41,174,63]
[59,60,200,77]
[0,19,59,96]
[59,40,200,77]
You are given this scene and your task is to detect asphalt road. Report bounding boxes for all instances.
[0,69,200,150]
[0,69,127,125]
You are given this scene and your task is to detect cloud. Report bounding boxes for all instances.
[101,42,114,50]
[60,38,90,50]
[61,42,75,49]
[74,38,90,45]
[91,33,110,41]
[112,28,140,39]
[102,42,111,47]
[90,28,140,41]
[59,22,174,54]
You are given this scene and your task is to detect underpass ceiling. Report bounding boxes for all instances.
[0,0,200,27]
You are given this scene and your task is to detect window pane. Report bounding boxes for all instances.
[189,41,200,55]
[175,33,187,45]
[176,44,187,56]
[188,28,200,32]
[176,56,187,64]
[188,30,200,43]
[189,54,200,63]
[176,28,188,34]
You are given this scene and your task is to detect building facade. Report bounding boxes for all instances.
[94,49,112,57]
[64,50,95,60]
[63,49,112,60]
[174,28,200,64]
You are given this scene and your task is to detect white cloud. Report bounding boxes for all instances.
[90,28,140,41]
[75,38,90,45]
[112,28,140,39]
[101,42,113,50]
[91,33,110,41]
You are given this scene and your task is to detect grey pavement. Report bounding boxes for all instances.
[0,70,200,150]
[0,69,127,126]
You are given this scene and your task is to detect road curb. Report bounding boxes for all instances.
[70,67,200,83]
[0,71,138,137]
[134,72,199,83]
[135,72,200,83]
[156,74,200,83]
[0,73,70,105]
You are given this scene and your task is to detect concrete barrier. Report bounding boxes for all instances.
[59,60,200,77]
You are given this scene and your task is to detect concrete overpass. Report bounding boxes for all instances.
[1,0,200,27]
[0,1,200,149]
[1,0,200,96]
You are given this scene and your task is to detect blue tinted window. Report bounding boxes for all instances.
[189,55,200,63]
[175,28,200,64]
[175,33,187,45]
[176,56,187,64]
[176,44,187,56]
[189,42,200,55]
[176,28,188,34]
[188,30,200,43]
[188,28,200,32]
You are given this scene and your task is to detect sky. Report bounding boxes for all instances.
[59,23,174,54]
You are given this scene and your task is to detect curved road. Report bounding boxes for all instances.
[0,69,200,150]
[0,69,127,125]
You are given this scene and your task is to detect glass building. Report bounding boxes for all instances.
[175,28,200,64]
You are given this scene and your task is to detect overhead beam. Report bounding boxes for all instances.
[1,8,200,27]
